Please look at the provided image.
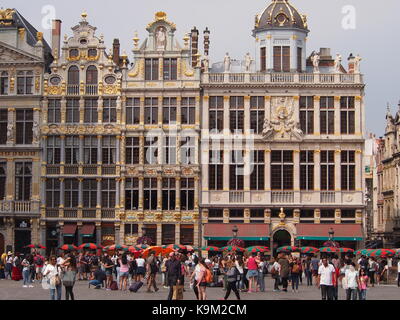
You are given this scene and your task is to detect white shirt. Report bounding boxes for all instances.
[235,260,244,274]
[318,264,335,286]
[136,258,145,267]
[57,257,65,266]
[194,264,202,282]
[345,269,358,289]
[398,261,400,272]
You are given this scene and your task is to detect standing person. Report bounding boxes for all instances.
[289,257,300,293]
[5,252,13,280]
[118,253,129,291]
[367,257,377,287]
[303,256,312,286]
[246,254,258,293]
[190,258,200,300]
[43,256,62,300]
[21,254,33,288]
[102,253,114,289]
[270,257,281,292]
[166,252,182,300]
[222,260,240,300]
[34,252,44,281]
[398,258,400,288]
[358,268,369,300]
[161,255,169,288]
[311,255,320,283]
[257,256,266,292]
[344,262,358,300]
[212,257,220,286]
[278,253,290,292]
[61,255,77,300]
[146,251,159,293]
[135,254,146,282]
[11,253,23,281]
[77,252,85,280]
[234,256,244,291]
[196,258,210,300]
[317,257,336,300]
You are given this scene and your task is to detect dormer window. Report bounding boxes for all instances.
[273,46,290,72]
[88,48,97,57]
[69,49,79,58]
[80,38,88,45]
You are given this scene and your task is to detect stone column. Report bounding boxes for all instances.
[193,222,199,247]
[78,178,83,208]
[97,96,103,124]
[58,222,64,247]
[116,96,122,124]
[334,96,341,136]
[115,179,120,209]
[223,208,229,224]
[223,149,230,191]
[40,222,46,246]
[293,150,300,202]
[60,135,65,166]
[355,149,363,191]
[42,98,49,124]
[265,149,271,201]
[97,135,102,175]
[139,97,145,126]
[314,208,320,224]
[194,176,199,210]
[6,108,15,146]
[335,208,341,224]
[355,96,362,135]
[157,176,162,210]
[96,222,101,245]
[202,96,209,130]
[138,177,144,210]
[59,178,65,207]
[175,224,180,245]
[79,97,84,124]
[115,224,120,244]
[314,150,321,191]
[335,150,341,197]
[223,96,230,135]
[244,208,250,224]
[244,96,250,135]
[175,177,181,210]
[156,224,162,246]
[6,159,14,200]
[60,97,66,124]
[264,209,271,224]
[120,177,125,211]
[158,96,163,126]
[96,178,102,208]
[314,96,320,136]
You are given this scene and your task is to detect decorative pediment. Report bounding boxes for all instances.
[0,43,41,64]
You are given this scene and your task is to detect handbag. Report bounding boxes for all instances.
[172,285,184,300]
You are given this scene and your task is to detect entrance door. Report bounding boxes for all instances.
[272,229,292,256]
[0,233,4,254]
[14,230,31,254]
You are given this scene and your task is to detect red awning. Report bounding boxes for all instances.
[62,224,77,236]
[204,224,270,240]
[296,224,363,240]
[81,224,95,237]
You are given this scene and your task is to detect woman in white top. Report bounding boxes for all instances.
[344,263,358,300]
[234,256,244,291]
[135,255,146,282]
[21,254,33,288]
[43,255,62,300]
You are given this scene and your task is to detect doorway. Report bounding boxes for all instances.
[272,229,292,256]
[0,233,4,254]
[14,230,31,255]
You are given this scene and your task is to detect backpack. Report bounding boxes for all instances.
[150,261,158,274]
[226,267,238,279]
[204,268,213,283]
[36,257,43,266]
[292,264,300,273]
[110,281,118,290]
[262,263,269,275]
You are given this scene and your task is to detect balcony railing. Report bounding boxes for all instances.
[64,209,78,218]
[271,191,294,203]
[46,165,61,175]
[321,191,336,203]
[85,84,98,95]
[0,201,37,214]
[67,85,79,95]
[64,165,79,175]
[229,191,244,203]
[102,165,116,175]
[82,165,97,175]
[14,201,31,213]
[101,209,115,219]
[83,209,96,219]
[46,208,59,218]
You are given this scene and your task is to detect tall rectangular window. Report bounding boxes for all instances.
[64,179,79,208]
[16,71,33,94]
[162,178,176,210]
[145,58,159,81]
[209,150,223,190]
[321,150,335,190]
[300,151,314,190]
[66,98,80,123]
[271,150,293,190]
[340,96,355,134]
[47,99,61,123]
[320,96,334,134]
[125,178,139,210]
[83,136,98,164]
[144,97,158,124]
[229,96,244,133]
[250,150,265,190]
[125,137,140,164]
[297,47,302,72]
[103,98,116,123]
[83,179,97,208]
[162,97,177,124]
[162,225,175,245]
[126,98,140,124]
[0,71,9,95]
[163,58,177,80]
[46,178,60,208]
[144,136,158,164]
[250,96,265,134]
[181,97,195,125]
[299,96,314,135]
[260,47,266,71]
[180,178,194,211]
[102,179,116,208]
[180,225,194,245]
[84,98,98,123]
[65,136,79,164]
[15,162,32,200]
[0,110,7,144]
[102,136,116,164]
[0,162,6,200]
[163,136,176,164]
[180,136,195,165]
[230,150,244,190]
[144,178,157,210]
[16,109,33,144]
[341,150,355,190]
[46,136,61,164]
[273,46,290,72]
[209,96,223,132]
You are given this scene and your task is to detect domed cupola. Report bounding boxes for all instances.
[253,0,309,73]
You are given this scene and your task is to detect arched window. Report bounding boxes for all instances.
[86,65,98,84]
[67,66,79,85]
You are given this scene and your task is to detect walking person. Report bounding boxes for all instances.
[21,254,33,288]
[34,252,44,281]
[43,255,62,300]
[190,258,200,300]
[102,253,114,289]
[358,268,369,300]
[368,257,377,287]
[289,257,300,293]
[146,251,159,293]
[5,252,13,280]
[166,252,182,300]
[196,258,211,300]
[61,255,77,300]
[317,257,336,300]
[222,260,240,300]
[257,256,266,292]
[303,256,312,286]
[311,254,320,284]
[278,253,290,292]
[135,254,146,282]
[344,262,358,300]
[161,255,169,288]
[234,256,245,291]
[246,253,258,293]
[270,257,281,292]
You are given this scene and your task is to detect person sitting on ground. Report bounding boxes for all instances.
[89,265,106,289]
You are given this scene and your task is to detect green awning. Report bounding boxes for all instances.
[204,237,270,241]
[297,236,362,241]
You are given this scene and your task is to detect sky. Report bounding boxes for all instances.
[3,0,400,136]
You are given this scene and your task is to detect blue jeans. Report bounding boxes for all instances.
[346,288,358,300]
[236,274,244,290]
[257,272,265,292]
[291,273,299,290]
[305,270,312,286]
[358,289,367,300]
[89,280,102,287]
[50,285,62,300]
[23,269,31,285]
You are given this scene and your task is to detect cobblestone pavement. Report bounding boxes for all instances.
[0,277,399,300]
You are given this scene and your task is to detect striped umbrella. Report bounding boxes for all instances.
[127,246,142,253]
[135,244,149,250]
[164,244,186,251]
[200,246,220,252]
[25,244,46,249]
[246,246,270,253]
[185,245,197,251]
[300,246,319,254]
[142,246,163,258]
[277,246,299,253]
[366,249,396,258]
[338,248,354,253]
[355,249,374,255]
[59,244,78,251]
[221,246,245,252]
[104,244,128,251]
[319,247,339,253]
[78,243,100,250]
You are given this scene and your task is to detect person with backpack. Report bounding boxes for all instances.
[196,258,211,300]
[166,252,182,300]
[269,257,281,292]
[289,257,301,293]
[222,259,240,300]
[246,253,258,293]
[257,256,266,292]
[34,253,44,281]
[146,251,159,293]
[61,255,77,300]
[368,257,377,287]
[43,255,62,300]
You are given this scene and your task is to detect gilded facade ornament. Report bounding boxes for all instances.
[181,59,194,77]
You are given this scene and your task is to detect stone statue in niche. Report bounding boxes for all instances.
[7,122,13,142]
[262,118,274,140]
[224,52,231,72]
[155,26,166,50]
[202,54,210,72]
[32,120,40,142]
[244,52,253,72]
[334,54,342,73]
[311,51,320,73]
[354,54,362,73]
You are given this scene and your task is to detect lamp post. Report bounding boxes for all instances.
[232,225,238,239]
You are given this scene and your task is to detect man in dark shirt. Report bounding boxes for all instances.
[165,252,182,300]
[89,266,106,288]
[278,253,290,292]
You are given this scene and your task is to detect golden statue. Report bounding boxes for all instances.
[0,8,15,25]
[279,207,286,225]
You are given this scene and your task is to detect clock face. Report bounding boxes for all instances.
[50,76,61,85]
[104,75,116,84]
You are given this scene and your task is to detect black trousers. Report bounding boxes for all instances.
[368,271,375,285]
[224,281,240,300]
[167,276,178,300]
[281,277,288,290]
[193,279,199,300]
[273,276,280,290]
[320,285,334,300]
[65,286,74,300]
[398,273,400,287]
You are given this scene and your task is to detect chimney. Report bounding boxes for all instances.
[190,27,199,68]
[113,38,120,66]
[319,48,331,59]
[51,19,62,59]
[203,27,210,56]
[348,53,355,74]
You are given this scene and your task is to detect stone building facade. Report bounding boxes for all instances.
[200,0,366,251]
[0,9,52,254]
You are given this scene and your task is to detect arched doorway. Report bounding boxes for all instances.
[272,229,292,256]
[0,233,4,254]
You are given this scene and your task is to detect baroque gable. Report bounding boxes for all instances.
[0,42,42,64]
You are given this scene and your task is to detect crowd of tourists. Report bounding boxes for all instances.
[0,249,399,300]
